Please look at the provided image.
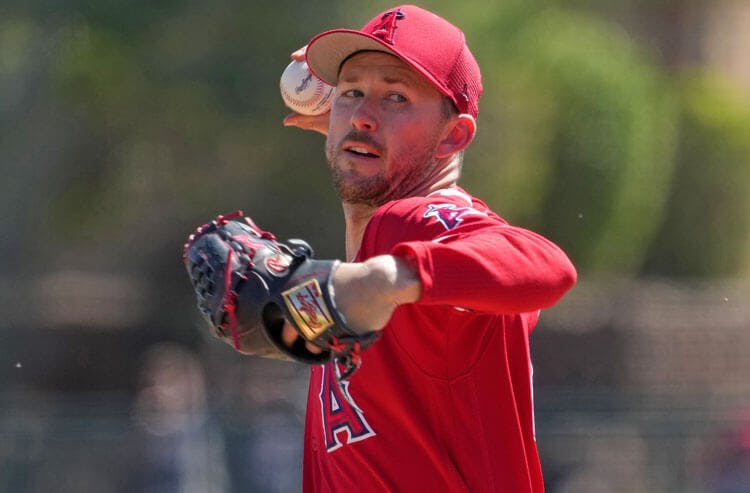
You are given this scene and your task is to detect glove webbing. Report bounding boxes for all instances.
[221,247,242,351]
[214,210,269,352]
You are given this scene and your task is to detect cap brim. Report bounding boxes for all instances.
[306,29,399,86]
[306,28,456,110]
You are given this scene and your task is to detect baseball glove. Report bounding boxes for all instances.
[182,211,379,378]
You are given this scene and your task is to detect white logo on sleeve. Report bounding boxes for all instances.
[423,203,486,230]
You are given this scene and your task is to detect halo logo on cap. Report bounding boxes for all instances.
[305,5,483,118]
[370,9,405,45]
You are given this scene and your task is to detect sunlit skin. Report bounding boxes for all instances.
[282,50,477,353]
[325,52,454,208]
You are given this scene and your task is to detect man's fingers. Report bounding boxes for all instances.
[306,341,323,354]
[291,46,307,61]
[281,322,324,354]
[281,323,298,347]
[283,112,329,136]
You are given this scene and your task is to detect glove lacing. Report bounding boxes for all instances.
[330,337,362,380]
[220,247,242,351]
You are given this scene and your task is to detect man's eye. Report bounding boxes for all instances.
[343,89,363,98]
[388,94,407,103]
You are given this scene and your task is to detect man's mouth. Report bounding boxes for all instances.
[345,146,380,158]
[341,133,382,159]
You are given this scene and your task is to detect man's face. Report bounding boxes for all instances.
[325,51,451,207]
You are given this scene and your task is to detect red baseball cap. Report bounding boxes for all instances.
[305,5,483,118]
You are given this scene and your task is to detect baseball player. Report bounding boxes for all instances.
[184,5,576,492]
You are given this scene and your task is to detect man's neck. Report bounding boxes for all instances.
[342,202,378,260]
[340,159,462,259]
[341,185,462,260]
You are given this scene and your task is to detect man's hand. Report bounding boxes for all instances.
[280,255,422,353]
[282,46,330,136]
[183,211,386,373]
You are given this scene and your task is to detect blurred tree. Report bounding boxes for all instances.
[642,70,750,278]
[462,5,679,276]
[1,0,746,286]
[40,0,349,266]
[1,3,749,490]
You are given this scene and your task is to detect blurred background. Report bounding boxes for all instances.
[1,0,749,491]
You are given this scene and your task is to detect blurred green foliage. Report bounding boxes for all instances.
[643,71,750,277]
[1,0,748,279]
[464,6,678,275]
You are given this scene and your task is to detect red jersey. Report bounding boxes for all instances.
[302,188,576,492]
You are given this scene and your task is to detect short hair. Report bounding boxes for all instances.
[441,96,459,120]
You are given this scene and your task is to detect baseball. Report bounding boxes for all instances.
[280,60,334,116]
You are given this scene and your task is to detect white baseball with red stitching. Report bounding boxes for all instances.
[280,60,334,116]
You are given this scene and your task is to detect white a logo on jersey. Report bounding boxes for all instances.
[318,363,375,452]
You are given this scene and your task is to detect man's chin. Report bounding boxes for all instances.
[336,191,381,208]
[332,175,389,207]
[335,186,388,207]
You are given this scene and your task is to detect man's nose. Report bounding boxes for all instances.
[350,98,378,132]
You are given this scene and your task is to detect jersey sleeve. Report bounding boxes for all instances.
[361,191,577,314]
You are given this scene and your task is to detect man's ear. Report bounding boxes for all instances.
[435,114,476,158]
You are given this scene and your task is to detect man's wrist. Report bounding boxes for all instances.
[331,255,422,333]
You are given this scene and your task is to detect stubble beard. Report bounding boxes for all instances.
[326,136,442,208]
